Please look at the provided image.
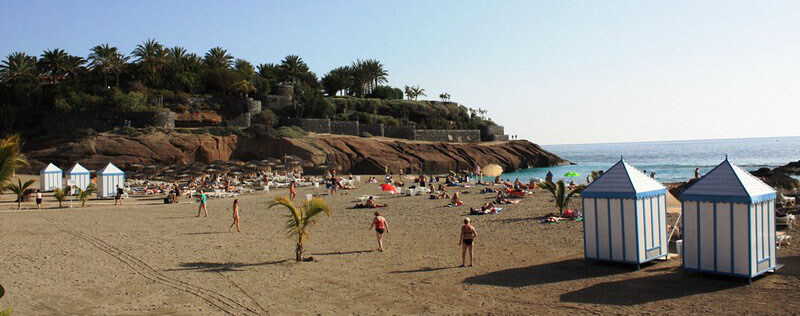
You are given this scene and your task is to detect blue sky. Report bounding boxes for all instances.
[2,0,798,144]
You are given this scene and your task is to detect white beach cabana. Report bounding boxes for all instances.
[581,158,668,268]
[39,163,63,191]
[66,162,91,191]
[680,158,777,279]
[97,163,125,198]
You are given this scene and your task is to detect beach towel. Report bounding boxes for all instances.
[470,207,502,215]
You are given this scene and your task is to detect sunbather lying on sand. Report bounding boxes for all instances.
[355,196,388,208]
[450,192,464,206]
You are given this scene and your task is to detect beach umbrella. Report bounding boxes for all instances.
[483,164,503,177]
[380,183,398,194]
[564,171,581,177]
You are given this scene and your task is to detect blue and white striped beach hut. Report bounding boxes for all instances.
[97,163,125,198]
[66,162,91,191]
[39,163,63,191]
[680,158,777,279]
[582,159,668,267]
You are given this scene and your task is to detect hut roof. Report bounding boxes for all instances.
[98,163,124,175]
[67,163,90,174]
[681,158,776,203]
[41,163,62,173]
[582,159,666,199]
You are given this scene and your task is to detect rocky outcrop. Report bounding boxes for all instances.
[174,111,223,127]
[21,132,568,175]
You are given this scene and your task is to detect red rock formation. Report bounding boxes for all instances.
[22,132,568,174]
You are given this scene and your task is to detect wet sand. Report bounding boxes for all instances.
[1,177,799,315]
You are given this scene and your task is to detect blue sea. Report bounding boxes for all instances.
[502,136,800,183]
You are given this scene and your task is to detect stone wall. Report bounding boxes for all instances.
[384,126,416,139]
[281,118,331,134]
[43,111,176,134]
[415,129,481,143]
[360,123,384,137]
[330,120,360,136]
[480,125,508,141]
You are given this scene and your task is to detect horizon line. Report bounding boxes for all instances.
[540,135,800,147]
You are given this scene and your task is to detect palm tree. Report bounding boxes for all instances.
[167,46,188,64]
[53,186,72,208]
[0,52,38,84]
[411,85,426,101]
[538,179,583,216]
[77,183,96,207]
[0,135,28,188]
[229,79,257,97]
[269,196,333,262]
[321,66,351,96]
[1,283,12,316]
[89,43,127,87]
[65,55,87,83]
[132,39,167,86]
[279,55,309,84]
[439,92,451,103]
[6,178,36,209]
[203,47,233,69]
[363,59,388,93]
[39,48,71,84]
[234,58,255,79]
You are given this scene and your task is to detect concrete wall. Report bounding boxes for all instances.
[360,123,384,137]
[415,129,481,143]
[384,126,416,139]
[330,120,360,136]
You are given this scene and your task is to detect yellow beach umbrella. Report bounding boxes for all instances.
[482,164,503,177]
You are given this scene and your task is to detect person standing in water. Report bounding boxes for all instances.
[369,211,389,252]
[228,199,241,232]
[694,167,700,179]
[197,189,208,217]
[545,170,553,183]
[459,218,477,267]
[289,181,297,201]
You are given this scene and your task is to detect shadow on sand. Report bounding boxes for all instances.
[560,271,747,306]
[311,249,374,256]
[391,266,457,274]
[462,258,632,288]
[167,260,288,272]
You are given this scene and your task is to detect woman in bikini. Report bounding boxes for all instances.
[228,199,241,232]
[369,211,389,252]
[460,218,477,267]
[289,181,297,201]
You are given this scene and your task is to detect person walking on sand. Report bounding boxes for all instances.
[459,218,477,267]
[197,190,208,217]
[289,181,297,201]
[369,211,389,252]
[35,189,43,210]
[228,199,241,232]
[114,185,124,205]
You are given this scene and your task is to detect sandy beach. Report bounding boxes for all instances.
[2,176,800,315]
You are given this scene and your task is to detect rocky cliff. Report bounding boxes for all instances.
[21,132,568,175]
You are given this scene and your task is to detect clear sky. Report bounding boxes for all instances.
[2,0,798,144]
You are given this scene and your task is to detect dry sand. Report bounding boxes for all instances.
[2,177,800,315]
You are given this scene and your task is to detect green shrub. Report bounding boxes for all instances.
[276,126,307,138]
[111,126,142,137]
[205,126,243,136]
[256,109,279,127]
[76,128,97,137]
[361,132,372,138]
[367,86,403,100]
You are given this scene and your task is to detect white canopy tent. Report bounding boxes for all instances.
[680,158,777,279]
[97,163,125,198]
[39,163,63,191]
[66,163,91,191]
[581,158,668,268]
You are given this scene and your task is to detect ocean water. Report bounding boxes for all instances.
[501,136,800,183]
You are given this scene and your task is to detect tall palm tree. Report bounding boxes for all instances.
[349,60,371,97]
[39,48,71,84]
[439,92,451,103]
[363,59,388,93]
[279,55,308,84]
[269,196,333,262]
[0,52,38,84]
[538,179,583,216]
[132,39,167,86]
[203,47,233,69]
[0,135,28,188]
[411,85,426,101]
[167,46,188,63]
[234,58,255,79]
[6,178,36,209]
[321,66,351,96]
[89,43,127,87]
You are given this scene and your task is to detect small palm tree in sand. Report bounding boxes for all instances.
[53,186,72,208]
[6,178,35,209]
[0,283,12,316]
[0,134,28,187]
[77,183,96,208]
[539,179,583,216]
[269,196,333,262]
